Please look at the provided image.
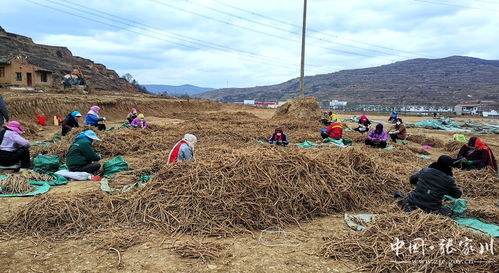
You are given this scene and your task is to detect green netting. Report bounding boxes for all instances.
[296,141,318,148]
[103,156,129,178]
[33,154,60,174]
[455,218,499,237]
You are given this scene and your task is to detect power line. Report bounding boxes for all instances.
[207,0,431,58]
[414,0,499,12]
[151,0,402,62]
[25,0,333,74]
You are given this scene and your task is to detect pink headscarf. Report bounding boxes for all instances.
[5,121,24,134]
[90,106,100,113]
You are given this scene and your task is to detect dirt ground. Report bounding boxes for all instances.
[0,91,497,273]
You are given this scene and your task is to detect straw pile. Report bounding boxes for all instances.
[407,146,431,155]
[173,241,229,262]
[0,175,35,194]
[455,169,499,198]
[272,97,322,121]
[445,140,464,153]
[321,211,496,273]
[407,134,444,148]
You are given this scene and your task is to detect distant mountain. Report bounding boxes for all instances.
[0,26,139,92]
[144,84,214,95]
[198,56,499,105]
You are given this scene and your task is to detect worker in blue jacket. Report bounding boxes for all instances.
[85,106,106,131]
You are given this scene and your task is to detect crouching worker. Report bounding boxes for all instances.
[0,121,31,171]
[66,130,102,173]
[321,120,343,140]
[127,108,138,123]
[268,127,288,146]
[355,115,371,133]
[131,114,148,129]
[388,118,407,143]
[365,123,387,148]
[319,112,332,126]
[85,106,106,131]
[168,134,197,164]
[61,111,82,136]
[395,155,461,217]
[455,136,497,172]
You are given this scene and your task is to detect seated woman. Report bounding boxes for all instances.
[85,106,106,131]
[127,108,138,123]
[355,115,371,133]
[66,130,102,173]
[0,121,31,171]
[321,120,343,140]
[168,134,197,164]
[61,111,82,136]
[456,136,497,172]
[268,127,288,146]
[319,112,332,126]
[365,123,387,148]
[395,155,461,217]
[131,114,148,129]
[388,118,407,143]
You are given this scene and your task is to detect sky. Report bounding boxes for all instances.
[1,0,499,88]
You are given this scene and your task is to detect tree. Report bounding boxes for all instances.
[121,73,133,83]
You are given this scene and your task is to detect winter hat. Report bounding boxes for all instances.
[5,121,24,134]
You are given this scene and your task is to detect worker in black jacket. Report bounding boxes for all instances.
[0,96,9,127]
[395,155,462,217]
[61,111,82,136]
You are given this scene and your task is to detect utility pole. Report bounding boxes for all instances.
[299,0,307,98]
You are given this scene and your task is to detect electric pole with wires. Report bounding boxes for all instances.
[299,0,307,98]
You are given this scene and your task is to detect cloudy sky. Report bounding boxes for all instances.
[1,0,498,88]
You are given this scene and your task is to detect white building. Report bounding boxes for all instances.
[243,99,255,105]
[454,104,480,115]
[483,110,499,118]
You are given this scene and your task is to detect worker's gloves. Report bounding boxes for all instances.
[102,117,106,121]
[466,160,473,166]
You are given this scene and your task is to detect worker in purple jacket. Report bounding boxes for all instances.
[131,114,148,129]
[0,121,31,170]
[365,123,388,149]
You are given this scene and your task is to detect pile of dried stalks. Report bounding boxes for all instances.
[455,169,498,199]
[0,175,35,194]
[24,172,54,182]
[321,211,495,272]
[272,97,322,121]
[445,140,464,154]
[173,241,228,262]
[407,134,444,148]
[406,145,431,155]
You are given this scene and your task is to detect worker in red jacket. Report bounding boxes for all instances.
[321,121,343,140]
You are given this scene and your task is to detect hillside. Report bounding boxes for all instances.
[0,26,138,92]
[144,84,214,95]
[198,56,499,105]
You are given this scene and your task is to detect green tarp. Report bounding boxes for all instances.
[100,175,152,193]
[455,218,499,237]
[0,175,52,197]
[103,156,129,178]
[296,141,318,148]
[33,154,60,174]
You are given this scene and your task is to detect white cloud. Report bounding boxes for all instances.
[1,0,498,88]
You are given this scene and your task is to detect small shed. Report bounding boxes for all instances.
[0,56,53,87]
[454,104,480,115]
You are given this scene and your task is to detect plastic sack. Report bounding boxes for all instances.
[103,156,129,177]
[33,154,60,174]
[36,115,46,126]
[453,134,467,142]
[53,115,62,126]
[55,170,92,181]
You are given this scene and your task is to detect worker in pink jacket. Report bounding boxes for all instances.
[131,114,148,129]
[0,121,31,170]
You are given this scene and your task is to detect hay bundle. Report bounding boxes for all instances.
[0,175,35,194]
[445,140,464,154]
[173,241,228,262]
[272,97,322,121]
[344,131,367,143]
[321,211,495,272]
[24,172,54,182]
[406,146,431,155]
[407,134,444,148]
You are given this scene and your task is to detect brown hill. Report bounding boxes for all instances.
[0,26,138,92]
[198,56,499,105]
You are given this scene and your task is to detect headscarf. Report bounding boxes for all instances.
[331,113,338,122]
[90,106,100,113]
[375,123,383,134]
[183,134,197,150]
[71,111,82,118]
[467,137,497,171]
[131,108,137,114]
[5,121,24,134]
[273,127,284,141]
[138,114,145,119]
[429,155,454,176]
[360,115,368,124]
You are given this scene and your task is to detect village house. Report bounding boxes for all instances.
[454,104,481,115]
[0,55,53,87]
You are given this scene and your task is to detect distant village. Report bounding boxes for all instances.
[232,99,499,118]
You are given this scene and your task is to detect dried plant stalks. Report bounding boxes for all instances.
[0,175,35,194]
[24,172,54,182]
[320,211,496,272]
[407,135,444,148]
[173,241,228,262]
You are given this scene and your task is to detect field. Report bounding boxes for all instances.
[0,90,497,273]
